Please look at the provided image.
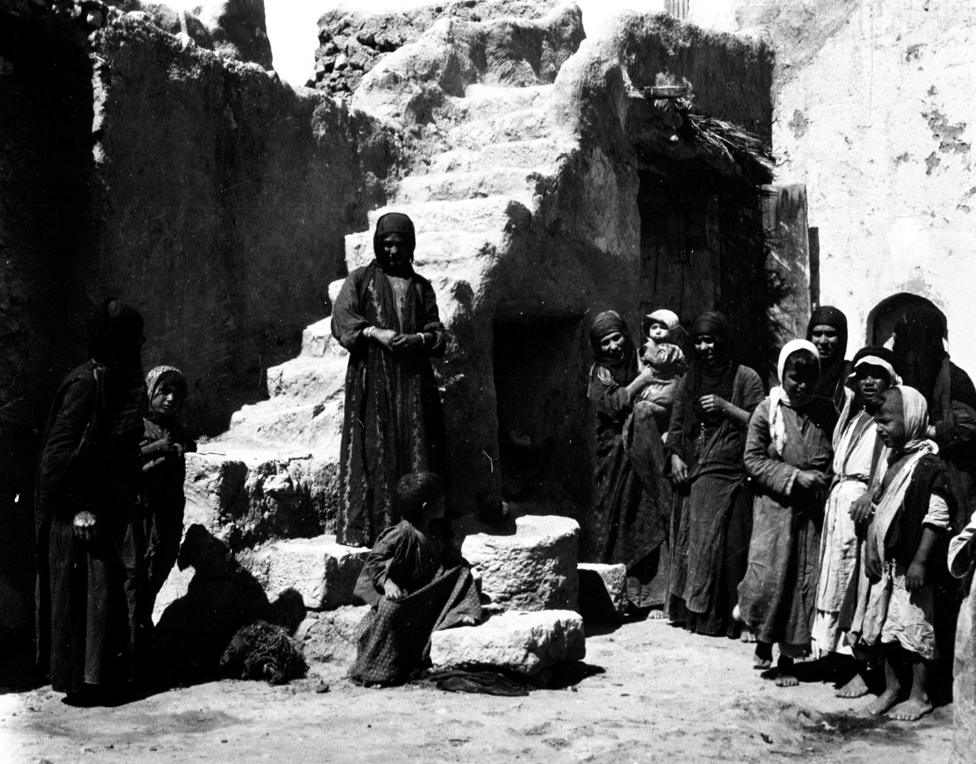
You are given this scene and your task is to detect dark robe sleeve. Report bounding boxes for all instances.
[37,374,97,517]
[666,374,690,460]
[933,400,976,457]
[736,366,765,414]
[353,524,411,606]
[587,364,632,420]
[418,277,447,358]
[743,399,798,499]
[331,267,370,351]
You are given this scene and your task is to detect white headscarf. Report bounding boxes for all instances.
[647,309,680,331]
[892,384,931,454]
[769,339,820,456]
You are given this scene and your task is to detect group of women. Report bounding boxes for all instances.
[585,302,976,668]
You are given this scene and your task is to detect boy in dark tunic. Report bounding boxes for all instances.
[349,472,480,686]
[140,365,196,615]
[330,212,448,547]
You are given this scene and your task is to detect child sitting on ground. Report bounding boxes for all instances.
[863,385,954,721]
[636,309,688,430]
[350,471,481,686]
[141,365,196,614]
[737,340,835,686]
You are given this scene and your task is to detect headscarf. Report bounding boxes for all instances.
[88,298,144,366]
[847,346,901,387]
[890,385,932,455]
[807,305,848,403]
[769,339,820,456]
[86,298,146,440]
[647,309,680,331]
[589,310,636,382]
[686,311,734,424]
[891,305,948,405]
[373,212,416,275]
[146,365,187,418]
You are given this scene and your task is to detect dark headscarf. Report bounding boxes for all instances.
[807,305,849,404]
[687,310,735,426]
[373,212,416,275]
[87,298,144,367]
[589,310,636,383]
[892,305,947,405]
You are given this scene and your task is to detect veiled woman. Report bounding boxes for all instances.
[667,311,764,636]
[807,305,851,413]
[331,212,449,547]
[36,299,148,704]
[585,310,671,609]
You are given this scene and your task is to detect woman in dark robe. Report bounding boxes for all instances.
[331,212,449,547]
[667,311,764,636]
[36,299,148,703]
[585,310,671,610]
[807,305,851,413]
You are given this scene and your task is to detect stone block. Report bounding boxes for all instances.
[238,535,370,610]
[577,562,627,622]
[460,514,579,612]
[430,609,585,676]
[297,605,370,666]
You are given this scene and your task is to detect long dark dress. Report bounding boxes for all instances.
[738,397,834,652]
[349,520,481,685]
[585,364,670,587]
[667,365,764,635]
[36,361,146,693]
[331,261,448,547]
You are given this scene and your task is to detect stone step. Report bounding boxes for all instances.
[459,514,579,612]
[365,194,532,235]
[428,137,569,174]
[394,168,545,206]
[226,395,345,452]
[458,83,552,119]
[266,353,347,402]
[297,605,370,666]
[237,534,370,611]
[577,562,627,622]
[300,316,347,358]
[447,107,554,148]
[429,609,585,677]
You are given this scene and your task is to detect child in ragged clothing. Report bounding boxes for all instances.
[737,340,836,686]
[141,365,196,614]
[636,309,688,430]
[862,385,954,721]
[349,471,481,686]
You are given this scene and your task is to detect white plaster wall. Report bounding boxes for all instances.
[761,0,976,370]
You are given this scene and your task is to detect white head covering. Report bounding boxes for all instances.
[890,384,930,453]
[847,354,902,386]
[647,309,680,331]
[769,339,821,456]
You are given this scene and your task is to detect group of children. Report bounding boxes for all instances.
[631,307,976,722]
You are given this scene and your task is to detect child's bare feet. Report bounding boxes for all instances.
[458,615,478,626]
[836,673,870,698]
[741,631,757,643]
[774,656,797,687]
[886,697,933,721]
[646,609,667,621]
[753,642,772,670]
[864,688,900,716]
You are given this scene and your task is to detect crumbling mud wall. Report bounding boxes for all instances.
[85,11,397,434]
[753,0,976,373]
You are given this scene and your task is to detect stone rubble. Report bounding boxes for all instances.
[577,562,627,622]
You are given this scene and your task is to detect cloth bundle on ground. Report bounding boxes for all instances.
[219,620,308,685]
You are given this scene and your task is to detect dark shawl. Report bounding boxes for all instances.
[331,261,448,547]
[807,305,850,412]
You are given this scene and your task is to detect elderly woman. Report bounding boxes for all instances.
[36,299,148,704]
[807,305,851,413]
[585,310,670,610]
[331,212,449,547]
[667,311,764,636]
[813,347,898,690]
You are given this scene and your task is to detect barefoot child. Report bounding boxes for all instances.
[738,340,835,685]
[637,309,687,429]
[350,472,481,686]
[140,365,196,614]
[862,386,953,721]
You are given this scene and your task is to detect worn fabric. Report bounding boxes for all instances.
[331,261,448,547]
[812,409,887,655]
[667,364,764,635]
[37,361,147,693]
[807,305,850,412]
[770,340,821,456]
[348,520,480,685]
[879,563,939,660]
[737,396,834,650]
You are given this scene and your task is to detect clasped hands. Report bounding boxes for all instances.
[369,327,425,354]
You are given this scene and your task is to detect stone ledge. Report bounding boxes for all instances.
[430,609,585,676]
[578,562,627,622]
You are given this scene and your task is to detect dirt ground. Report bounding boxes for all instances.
[2,617,953,763]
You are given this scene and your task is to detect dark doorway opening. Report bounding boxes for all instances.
[492,313,590,519]
[867,293,946,347]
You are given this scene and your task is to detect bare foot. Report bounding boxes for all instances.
[775,672,798,687]
[741,631,757,643]
[886,698,933,721]
[646,609,667,621]
[864,689,900,716]
[458,615,478,626]
[836,673,870,699]
[753,654,772,670]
